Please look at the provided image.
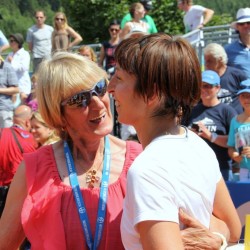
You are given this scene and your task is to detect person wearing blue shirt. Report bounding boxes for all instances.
[204,42,248,114]
[225,8,250,78]
[228,79,250,181]
[187,70,237,181]
[0,30,9,54]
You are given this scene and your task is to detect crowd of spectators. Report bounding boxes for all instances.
[0,2,250,249]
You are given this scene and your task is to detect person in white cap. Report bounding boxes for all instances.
[225,8,250,78]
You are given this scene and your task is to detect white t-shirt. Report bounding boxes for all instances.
[6,48,31,94]
[184,5,205,44]
[121,128,221,250]
[26,24,53,58]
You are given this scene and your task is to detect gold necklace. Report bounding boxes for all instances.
[73,140,105,188]
[85,156,104,188]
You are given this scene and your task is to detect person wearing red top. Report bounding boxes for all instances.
[0,53,226,249]
[0,105,36,216]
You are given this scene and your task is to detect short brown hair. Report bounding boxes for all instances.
[114,33,201,121]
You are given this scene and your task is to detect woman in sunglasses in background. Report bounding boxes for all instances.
[52,12,82,53]
[0,52,229,249]
[99,19,121,79]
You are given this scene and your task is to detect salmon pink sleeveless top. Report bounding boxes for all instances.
[21,141,142,250]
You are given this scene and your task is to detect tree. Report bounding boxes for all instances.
[62,0,184,43]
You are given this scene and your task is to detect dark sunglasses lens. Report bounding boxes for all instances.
[95,80,107,96]
[72,92,90,107]
[238,22,250,25]
[63,79,107,108]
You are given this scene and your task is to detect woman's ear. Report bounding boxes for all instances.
[147,83,159,106]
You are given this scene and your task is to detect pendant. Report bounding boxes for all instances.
[86,169,100,188]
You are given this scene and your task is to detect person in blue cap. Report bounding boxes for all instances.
[187,70,237,181]
[228,79,250,181]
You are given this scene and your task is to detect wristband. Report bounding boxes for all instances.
[210,132,218,143]
[212,232,228,250]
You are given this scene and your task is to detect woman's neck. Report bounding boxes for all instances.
[12,47,19,53]
[109,36,119,44]
[238,111,250,123]
[132,18,141,23]
[135,116,182,149]
[72,136,105,171]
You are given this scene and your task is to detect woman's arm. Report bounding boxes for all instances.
[197,122,228,148]
[0,161,27,250]
[67,27,83,48]
[0,86,19,95]
[212,178,241,242]
[137,221,184,250]
[119,23,131,40]
[180,210,228,249]
[98,45,105,68]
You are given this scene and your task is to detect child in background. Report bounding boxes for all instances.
[25,74,38,111]
[78,45,97,63]
[228,79,250,181]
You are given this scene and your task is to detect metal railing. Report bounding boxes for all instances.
[181,24,239,65]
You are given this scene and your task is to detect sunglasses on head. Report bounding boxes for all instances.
[61,79,107,108]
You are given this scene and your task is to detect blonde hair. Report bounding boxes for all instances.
[36,52,108,137]
[31,111,60,146]
[78,45,97,62]
[204,43,228,65]
[53,12,68,30]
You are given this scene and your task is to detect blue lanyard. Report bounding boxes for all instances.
[64,136,111,250]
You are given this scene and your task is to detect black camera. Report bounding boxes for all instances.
[191,123,200,132]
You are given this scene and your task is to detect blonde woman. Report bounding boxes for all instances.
[52,12,82,53]
[30,111,60,147]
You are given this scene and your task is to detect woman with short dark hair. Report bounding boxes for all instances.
[108,33,241,249]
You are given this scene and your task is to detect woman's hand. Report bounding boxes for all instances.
[179,210,223,250]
